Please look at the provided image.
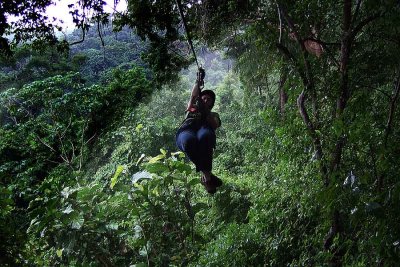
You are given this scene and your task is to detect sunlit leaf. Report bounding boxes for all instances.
[135,123,144,133]
[148,153,165,163]
[56,248,63,258]
[110,165,124,189]
[171,151,185,158]
[160,148,167,155]
[136,153,146,166]
[62,205,74,214]
[106,223,119,230]
[131,171,152,183]
[71,215,84,229]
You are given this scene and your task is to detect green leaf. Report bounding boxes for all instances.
[192,202,209,214]
[136,153,146,166]
[148,153,165,163]
[188,178,200,187]
[111,165,124,189]
[169,173,185,182]
[56,248,63,258]
[135,123,144,133]
[145,162,169,174]
[171,151,185,158]
[77,184,102,202]
[170,160,192,174]
[106,223,119,230]
[71,215,84,229]
[61,187,77,199]
[62,205,74,214]
[131,171,152,183]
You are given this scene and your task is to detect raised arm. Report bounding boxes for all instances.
[186,81,201,111]
[186,68,205,111]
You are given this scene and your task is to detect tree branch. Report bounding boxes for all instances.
[350,13,381,40]
[277,3,316,112]
[276,2,283,44]
[352,0,363,25]
[384,67,400,146]
[36,136,56,152]
[276,3,326,182]
[69,25,86,45]
[297,90,328,184]
[279,66,288,117]
[330,0,353,176]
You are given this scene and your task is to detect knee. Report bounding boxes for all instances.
[177,133,197,152]
[198,127,216,144]
[182,137,197,151]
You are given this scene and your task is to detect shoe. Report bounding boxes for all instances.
[201,175,217,194]
[210,174,223,188]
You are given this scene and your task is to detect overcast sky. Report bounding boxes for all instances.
[46,0,127,30]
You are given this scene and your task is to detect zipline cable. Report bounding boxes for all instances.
[175,0,200,69]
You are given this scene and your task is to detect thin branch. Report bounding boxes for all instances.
[61,116,72,138]
[69,25,86,45]
[277,4,314,91]
[70,140,76,160]
[329,0,353,180]
[58,134,68,161]
[276,2,283,44]
[277,3,299,41]
[97,20,105,47]
[167,43,190,61]
[275,4,326,181]
[84,133,97,146]
[352,0,363,24]
[297,90,328,184]
[79,121,87,171]
[45,158,61,164]
[60,154,70,164]
[384,68,400,145]
[350,13,381,40]
[36,136,56,152]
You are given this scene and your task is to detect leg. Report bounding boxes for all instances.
[196,126,222,190]
[196,126,216,173]
[176,129,201,171]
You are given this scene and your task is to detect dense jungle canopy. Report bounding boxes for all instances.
[1,0,400,266]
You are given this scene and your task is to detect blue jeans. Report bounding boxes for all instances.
[176,125,216,172]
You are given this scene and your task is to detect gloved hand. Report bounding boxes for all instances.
[197,67,205,87]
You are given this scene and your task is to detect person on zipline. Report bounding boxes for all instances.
[176,68,222,194]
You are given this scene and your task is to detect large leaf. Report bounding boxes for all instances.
[131,171,152,183]
[170,160,192,174]
[148,153,166,163]
[188,178,201,187]
[110,165,125,189]
[145,162,169,174]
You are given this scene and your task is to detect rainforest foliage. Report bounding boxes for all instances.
[1,0,400,266]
